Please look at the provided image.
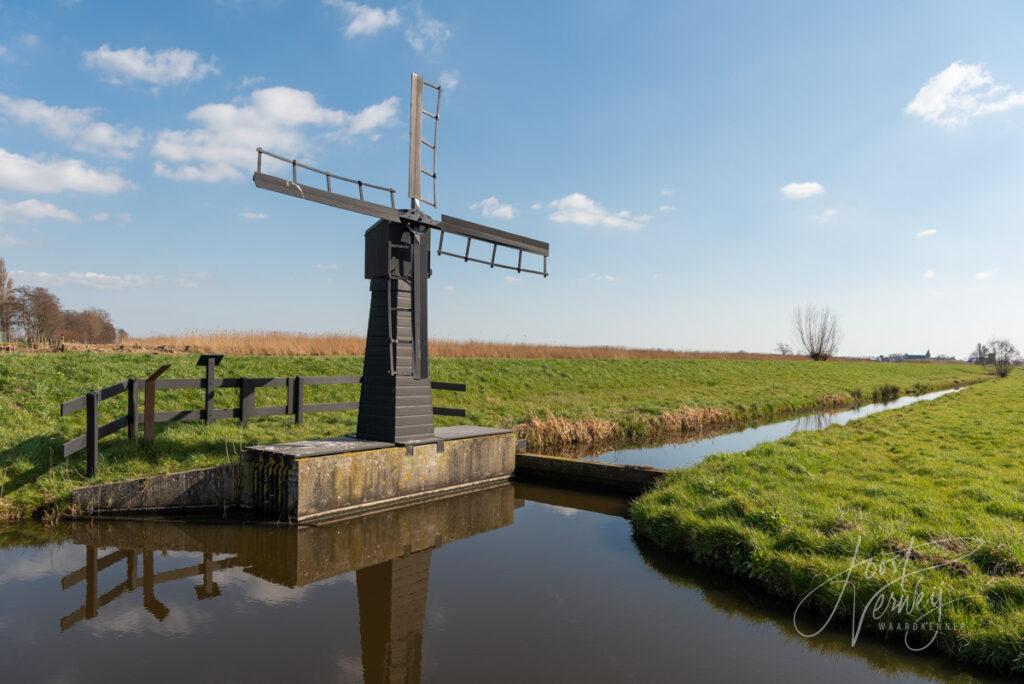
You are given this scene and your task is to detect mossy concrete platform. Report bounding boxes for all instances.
[241,425,515,523]
[70,426,514,521]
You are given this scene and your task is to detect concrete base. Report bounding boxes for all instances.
[242,425,515,523]
[72,464,239,516]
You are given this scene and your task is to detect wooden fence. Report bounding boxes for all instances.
[59,357,465,477]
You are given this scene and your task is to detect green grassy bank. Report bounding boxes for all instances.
[1,352,987,518]
[633,373,1024,674]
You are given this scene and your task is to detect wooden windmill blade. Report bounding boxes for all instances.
[408,73,442,209]
[434,214,549,277]
[252,148,402,223]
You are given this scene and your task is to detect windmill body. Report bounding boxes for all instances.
[252,74,548,447]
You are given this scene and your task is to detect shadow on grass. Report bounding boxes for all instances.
[1,431,250,499]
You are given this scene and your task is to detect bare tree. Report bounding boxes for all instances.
[12,286,63,343]
[987,338,1019,378]
[775,342,793,356]
[63,307,117,343]
[969,342,991,365]
[793,304,842,361]
[0,258,13,344]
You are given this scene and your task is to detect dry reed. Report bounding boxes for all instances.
[116,330,805,360]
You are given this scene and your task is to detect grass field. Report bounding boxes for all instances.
[0,351,988,518]
[632,373,1024,674]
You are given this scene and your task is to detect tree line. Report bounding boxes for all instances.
[0,258,124,345]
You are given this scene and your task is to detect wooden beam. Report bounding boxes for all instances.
[253,172,401,223]
[439,213,549,256]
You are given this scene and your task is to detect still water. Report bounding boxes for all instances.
[0,481,1003,683]
[592,389,959,469]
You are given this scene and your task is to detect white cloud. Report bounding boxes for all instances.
[589,273,616,283]
[239,75,265,89]
[442,284,454,291]
[83,44,219,86]
[547,192,650,230]
[0,199,78,223]
[405,8,451,53]
[530,202,542,210]
[0,93,142,158]
[14,270,156,289]
[92,211,110,222]
[471,196,516,220]
[916,228,938,237]
[975,268,998,281]
[658,204,675,212]
[660,187,675,197]
[0,34,40,62]
[906,62,1024,126]
[923,269,936,279]
[0,148,130,194]
[325,1,401,37]
[152,87,399,182]
[439,70,460,91]
[174,272,208,288]
[780,181,824,199]
[813,208,839,222]
[503,275,521,283]
[241,211,268,220]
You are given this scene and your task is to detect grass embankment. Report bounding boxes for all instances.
[1,352,987,518]
[633,374,1024,674]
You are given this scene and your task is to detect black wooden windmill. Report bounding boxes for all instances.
[253,74,549,447]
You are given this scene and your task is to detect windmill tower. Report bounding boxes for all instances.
[253,74,549,447]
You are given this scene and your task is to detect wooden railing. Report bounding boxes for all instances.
[59,357,465,477]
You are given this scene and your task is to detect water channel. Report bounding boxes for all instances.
[1,388,1001,682]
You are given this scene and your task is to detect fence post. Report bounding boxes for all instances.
[239,378,254,427]
[294,376,305,424]
[144,364,171,444]
[202,356,218,425]
[85,391,99,478]
[127,378,138,443]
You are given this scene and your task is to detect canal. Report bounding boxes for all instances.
[590,388,959,469]
[0,476,1004,682]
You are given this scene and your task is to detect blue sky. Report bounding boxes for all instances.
[1,1,1022,357]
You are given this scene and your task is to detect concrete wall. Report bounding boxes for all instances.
[514,453,664,496]
[291,431,515,522]
[72,464,239,515]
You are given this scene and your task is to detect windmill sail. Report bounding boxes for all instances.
[436,214,549,277]
[408,73,442,209]
[253,148,400,222]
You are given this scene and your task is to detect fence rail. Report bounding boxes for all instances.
[59,358,466,478]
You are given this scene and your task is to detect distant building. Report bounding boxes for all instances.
[878,350,933,362]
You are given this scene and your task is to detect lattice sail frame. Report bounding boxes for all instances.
[408,74,442,209]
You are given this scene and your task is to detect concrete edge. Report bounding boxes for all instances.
[513,453,666,497]
[289,474,513,524]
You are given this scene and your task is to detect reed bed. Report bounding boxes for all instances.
[118,330,805,360]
